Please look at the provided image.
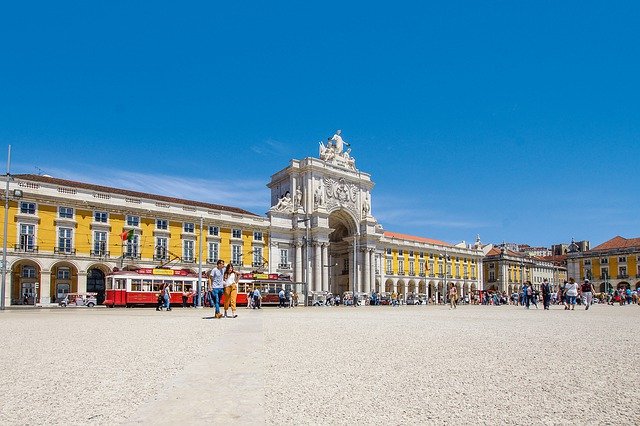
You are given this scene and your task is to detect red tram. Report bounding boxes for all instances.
[104,269,300,308]
[104,268,198,307]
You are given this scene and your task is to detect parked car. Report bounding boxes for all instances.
[58,292,98,308]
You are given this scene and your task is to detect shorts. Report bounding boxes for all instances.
[565,295,577,305]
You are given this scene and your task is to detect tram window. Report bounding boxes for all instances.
[184,283,193,292]
[173,281,183,292]
[152,281,162,292]
[131,279,142,291]
[115,279,126,290]
[106,278,113,290]
[142,279,152,292]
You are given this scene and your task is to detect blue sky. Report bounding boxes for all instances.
[1,1,638,248]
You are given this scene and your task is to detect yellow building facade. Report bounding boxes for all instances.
[1,174,270,305]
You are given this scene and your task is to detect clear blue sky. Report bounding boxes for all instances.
[1,1,638,248]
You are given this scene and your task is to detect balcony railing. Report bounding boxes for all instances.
[385,269,393,275]
[278,263,292,269]
[182,258,195,263]
[153,254,169,261]
[14,244,38,253]
[617,274,628,279]
[206,258,217,264]
[252,262,263,267]
[90,250,110,257]
[123,253,141,260]
[54,247,76,255]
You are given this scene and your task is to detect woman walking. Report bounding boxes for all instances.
[162,283,172,311]
[564,278,579,311]
[223,263,238,318]
[449,283,458,309]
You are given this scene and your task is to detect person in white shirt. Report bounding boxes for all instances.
[564,277,579,311]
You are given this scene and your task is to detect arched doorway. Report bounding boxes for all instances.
[11,261,41,305]
[327,210,358,295]
[50,262,79,303]
[87,267,107,305]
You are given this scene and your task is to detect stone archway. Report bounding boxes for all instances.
[11,260,41,305]
[327,209,358,295]
[87,264,111,305]
[50,261,79,303]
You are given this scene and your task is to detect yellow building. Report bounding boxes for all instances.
[567,236,640,292]
[1,174,270,305]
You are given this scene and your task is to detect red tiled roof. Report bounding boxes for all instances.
[383,231,451,247]
[14,174,259,217]
[591,236,640,251]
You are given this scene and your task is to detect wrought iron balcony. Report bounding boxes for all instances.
[91,250,110,257]
[14,244,38,253]
[617,274,628,279]
[278,263,292,269]
[54,247,76,255]
[153,254,169,261]
[182,257,195,263]
[123,253,141,260]
[206,258,218,264]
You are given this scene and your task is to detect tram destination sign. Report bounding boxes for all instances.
[137,268,190,276]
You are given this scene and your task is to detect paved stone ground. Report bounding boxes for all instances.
[0,303,638,425]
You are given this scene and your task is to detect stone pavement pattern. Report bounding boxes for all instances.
[0,305,638,425]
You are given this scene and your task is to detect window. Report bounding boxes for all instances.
[398,260,404,274]
[409,261,415,275]
[156,237,168,260]
[471,265,476,277]
[489,263,495,269]
[409,250,414,257]
[209,226,219,236]
[584,259,591,266]
[232,228,242,239]
[58,228,73,253]
[253,231,263,241]
[399,249,404,256]
[618,257,626,263]
[463,265,468,276]
[183,240,195,262]
[94,211,108,223]
[386,259,392,274]
[20,202,36,214]
[126,215,140,227]
[19,224,35,250]
[93,231,107,255]
[125,234,139,258]
[57,267,71,280]
[619,266,627,278]
[419,261,425,275]
[601,258,608,264]
[601,268,609,279]
[386,248,392,255]
[253,247,263,266]
[208,242,219,263]
[280,249,289,268]
[344,258,350,274]
[489,271,495,281]
[58,206,73,219]
[455,265,460,277]
[183,222,195,233]
[232,245,242,265]
[156,219,168,230]
[428,261,434,274]
[419,252,424,258]
[22,265,36,278]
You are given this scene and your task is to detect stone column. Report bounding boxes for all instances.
[313,242,321,292]
[370,251,376,293]
[295,242,303,283]
[39,270,51,305]
[363,248,370,294]
[321,243,329,292]
[77,271,87,294]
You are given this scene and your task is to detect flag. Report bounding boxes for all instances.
[120,229,134,241]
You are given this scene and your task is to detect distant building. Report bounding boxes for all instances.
[552,239,590,256]
[566,236,640,292]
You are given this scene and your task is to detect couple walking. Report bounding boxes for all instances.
[210,259,239,319]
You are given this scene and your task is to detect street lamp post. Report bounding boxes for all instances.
[297,216,311,306]
[323,263,337,299]
[1,145,12,310]
[197,216,203,308]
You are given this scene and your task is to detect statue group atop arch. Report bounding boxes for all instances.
[319,130,356,170]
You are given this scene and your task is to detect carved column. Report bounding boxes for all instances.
[321,243,329,292]
[295,242,303,283]
[363,248,370,294]
[313,242,322,292]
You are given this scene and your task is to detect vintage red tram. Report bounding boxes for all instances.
[104,268,199,307]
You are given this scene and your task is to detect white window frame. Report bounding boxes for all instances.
[232,228,242,239]
[57,227,73,253]
[20,202,36,215]
[58,206,74,219]
[183,240,195,262]
[126,215,140,227]
[155,237,168,260]
[183,222,195,233]
[156,219,168,230]
[94,211,108,223]
[19,224,36,251]
[93,231,107,255]
[232,245,242,266]
[279,249,289,268]
[252,247,263,267]
[208,226,219,236]
[208,242,219,263]
[253,231,263,241]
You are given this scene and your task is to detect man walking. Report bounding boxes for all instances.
[210,259,225,318]
[541,278,551,310]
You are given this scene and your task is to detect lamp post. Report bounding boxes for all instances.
[197,216,203,308]
[323,263,337,299]
[297,215,311,306]
[1,145,12,310]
